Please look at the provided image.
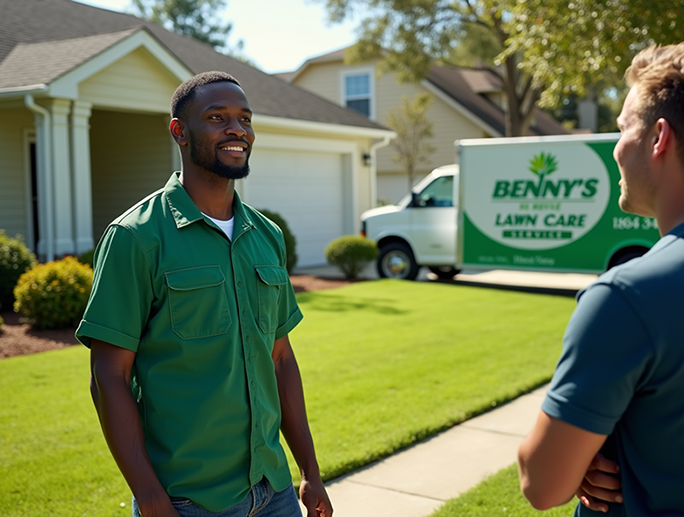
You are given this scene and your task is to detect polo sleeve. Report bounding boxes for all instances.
[76,225,153,352]
[541,283,652,435]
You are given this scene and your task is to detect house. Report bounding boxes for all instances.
[0,0,394,267]
[282,48,569,204]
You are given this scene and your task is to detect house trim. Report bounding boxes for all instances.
[50,29,192,101]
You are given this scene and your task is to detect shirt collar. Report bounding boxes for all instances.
[164,172,255,234]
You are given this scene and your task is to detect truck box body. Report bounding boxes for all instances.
[459,134,658,273]
[361,134,660,279]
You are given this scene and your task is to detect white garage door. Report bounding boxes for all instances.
[245,149,346,267]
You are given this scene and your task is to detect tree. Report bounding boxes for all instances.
[130,0,242,54]
[386,93,436,191]
[320,0,684,136]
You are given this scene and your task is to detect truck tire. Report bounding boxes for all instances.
[377,243,420,280]
[608,246,649,269]
[428,266,461,279]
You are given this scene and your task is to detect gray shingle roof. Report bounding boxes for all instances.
[0,29,136,88]
[0,0,385,130]
[426,65,569,136]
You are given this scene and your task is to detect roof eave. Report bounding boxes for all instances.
[0,84,49,99]
[254,113,395,140]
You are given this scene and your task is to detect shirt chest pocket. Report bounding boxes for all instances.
[165,266,231,340]
[255,265,288,334]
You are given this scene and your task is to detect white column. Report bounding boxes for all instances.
[49,98,74,256]
[71,101,94,254]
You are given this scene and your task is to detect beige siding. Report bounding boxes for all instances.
[374,75,483,175]
[294,62,343,105]
[0,107,33,241]
[80,47,180,113]
[292,59,494,203]
[90,110,173,240]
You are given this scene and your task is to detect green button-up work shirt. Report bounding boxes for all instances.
[76,173,303,511]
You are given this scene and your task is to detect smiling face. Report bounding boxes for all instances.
[182,81,255,180]
[613,87,656,217]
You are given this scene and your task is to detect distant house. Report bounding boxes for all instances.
[282,48,569,203]
[0,0,394,267]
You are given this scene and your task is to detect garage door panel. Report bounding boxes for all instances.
[246,149,345,267]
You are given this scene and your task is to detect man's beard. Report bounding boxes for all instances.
[189,131,250,180]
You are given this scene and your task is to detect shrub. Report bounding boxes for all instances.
[325,236,378,279]
[78,249,95,268]
[0,230,37,311]
[0,314,4,330]
[13,257,93,329]
[258,209,298,273]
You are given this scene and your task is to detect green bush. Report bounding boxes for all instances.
[0,314,4,329]
[325,236,378,279]
[258,209,298,273]
[0,230,37,311]
[13,257,93,330]
[77,249,95,268]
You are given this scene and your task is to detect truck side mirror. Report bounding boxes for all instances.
[411,192,422,207]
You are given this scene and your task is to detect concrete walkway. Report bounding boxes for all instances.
[292,266,598,516]
[315,386,547,517]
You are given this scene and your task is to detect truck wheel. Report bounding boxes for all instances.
[428,266,461,279]
[377,243,420,280]
[608,246,649,269]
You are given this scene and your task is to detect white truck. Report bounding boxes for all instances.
[361,134,660,280]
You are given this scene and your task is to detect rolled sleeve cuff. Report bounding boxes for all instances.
[76,319,140,352]
[275,308,303,340]
[542,391,614,436]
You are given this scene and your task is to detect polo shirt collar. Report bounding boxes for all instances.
[164,172,256,235]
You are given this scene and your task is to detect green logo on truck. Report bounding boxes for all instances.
[492,153,599,200]
[463,144,610,250]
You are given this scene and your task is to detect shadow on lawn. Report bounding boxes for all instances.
[297,293,408,315]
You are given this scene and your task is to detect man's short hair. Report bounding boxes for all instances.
[626,43,684,164]
[171,71,242,120]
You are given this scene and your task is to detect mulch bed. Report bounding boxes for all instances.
[0,275,354,359]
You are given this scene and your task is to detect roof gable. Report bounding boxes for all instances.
[287,47,569,136]
[0,0,386,131]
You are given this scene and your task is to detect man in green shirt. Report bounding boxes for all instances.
[76,71,332,517]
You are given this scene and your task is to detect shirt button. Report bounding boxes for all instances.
[237,281,242,287]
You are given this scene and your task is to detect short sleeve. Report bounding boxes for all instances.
[275,230,302,339]
[542,283,652,435]
[75,225,154,351]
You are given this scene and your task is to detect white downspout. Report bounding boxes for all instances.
[24,94,54,261]
[369,135,392,207]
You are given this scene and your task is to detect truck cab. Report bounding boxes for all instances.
[361,164,460,280]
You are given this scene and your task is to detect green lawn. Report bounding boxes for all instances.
[429,464,576,516]
[0,279,576,516]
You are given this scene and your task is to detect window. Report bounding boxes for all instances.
[342,71,373,118]
[416,176,454,207]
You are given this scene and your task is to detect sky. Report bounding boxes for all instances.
[73,0,360,74]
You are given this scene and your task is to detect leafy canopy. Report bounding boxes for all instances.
[130,0,244,55]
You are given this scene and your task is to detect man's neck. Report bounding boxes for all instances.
[179,169,235,221]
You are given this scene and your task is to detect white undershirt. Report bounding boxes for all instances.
[203,213,235,241]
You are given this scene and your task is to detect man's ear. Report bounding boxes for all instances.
[170,118,188,146]
[652,118,671,159]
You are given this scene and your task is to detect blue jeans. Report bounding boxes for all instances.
[132,479,301,517]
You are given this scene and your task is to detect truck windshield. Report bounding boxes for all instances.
[414,176,453,207]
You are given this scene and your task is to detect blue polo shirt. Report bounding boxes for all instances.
[543,222,684,516]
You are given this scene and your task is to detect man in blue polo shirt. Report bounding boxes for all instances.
[77,71,332,517]
[518,44,684,515]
